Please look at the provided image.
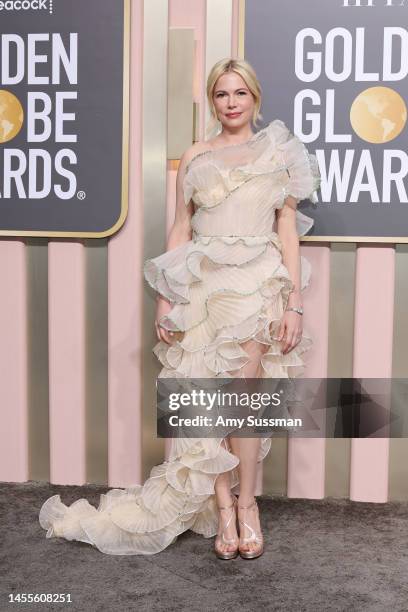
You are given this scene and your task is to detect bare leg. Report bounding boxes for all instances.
[229,338,267,554]
[214,439,237,554]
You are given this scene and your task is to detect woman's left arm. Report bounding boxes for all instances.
[275,195,303,354]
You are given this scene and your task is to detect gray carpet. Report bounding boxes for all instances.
[1,481,408,612]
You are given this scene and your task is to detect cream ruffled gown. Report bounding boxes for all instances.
[39,119,321,555]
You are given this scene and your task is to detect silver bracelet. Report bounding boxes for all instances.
[286,306,303,315]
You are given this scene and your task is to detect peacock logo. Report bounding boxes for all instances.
[0,0,53,14]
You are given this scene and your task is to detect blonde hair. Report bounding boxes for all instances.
[206,58,263,137]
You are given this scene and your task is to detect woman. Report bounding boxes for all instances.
[39,58,320,560]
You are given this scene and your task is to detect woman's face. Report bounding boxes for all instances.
[212,71,255,130]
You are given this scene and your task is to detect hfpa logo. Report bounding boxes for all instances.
[343,0,406,5]
[0,0,53,14]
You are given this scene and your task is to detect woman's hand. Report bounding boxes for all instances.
[274,310,303,354]
[155,296,178,344]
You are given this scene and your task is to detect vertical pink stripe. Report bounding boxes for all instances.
[287,245,330,499]
[170,0,207,137]
[0,242,28,482]
[350,246,394,502]
[48,242,86,485]
[165,0,207,460]
[231,0,240,57]
[170,0,206,25]
[166,171,177,236]
[107,0,143,487]
[164,171,177,460]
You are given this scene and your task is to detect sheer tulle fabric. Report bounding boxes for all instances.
[39,119,321,555]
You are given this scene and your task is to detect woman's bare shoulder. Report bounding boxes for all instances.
[180,141,213,171]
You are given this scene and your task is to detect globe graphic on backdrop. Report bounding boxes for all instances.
[350,86,407,144]
[0,90,24,143]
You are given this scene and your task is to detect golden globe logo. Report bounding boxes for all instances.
[0,33,78,200]
[0,0,52,12]
[295,25,408,204]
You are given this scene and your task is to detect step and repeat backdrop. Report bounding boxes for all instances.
[1,0,406,240]
[245,0,408,241]
[0,0,129,238]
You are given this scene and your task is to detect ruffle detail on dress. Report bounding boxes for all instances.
[144,234,283,305]
[182,119,321,239]
[268,120,321,235]
[275,126,321,203]
[38,436,271,556]
[146,235,313,379]
[151,241,283,332]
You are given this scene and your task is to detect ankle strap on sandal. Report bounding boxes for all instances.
[218,495,237,511]
[238,499,257,510]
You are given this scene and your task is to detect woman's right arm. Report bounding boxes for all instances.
[155,148,196,344]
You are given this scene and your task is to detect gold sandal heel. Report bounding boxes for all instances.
[214,495,239,560]
[238,499,264,560]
